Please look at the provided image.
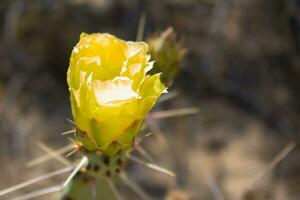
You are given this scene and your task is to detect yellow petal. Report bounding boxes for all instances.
[93,77,139,106]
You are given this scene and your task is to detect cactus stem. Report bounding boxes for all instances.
[61,152,126,200]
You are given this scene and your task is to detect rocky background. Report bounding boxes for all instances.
[0,0,300,199]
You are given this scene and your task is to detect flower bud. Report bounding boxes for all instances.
[147,27,186,86]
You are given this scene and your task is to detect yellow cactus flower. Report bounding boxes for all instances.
[67,33,167,155]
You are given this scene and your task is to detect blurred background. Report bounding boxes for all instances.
[1,0,300,199]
